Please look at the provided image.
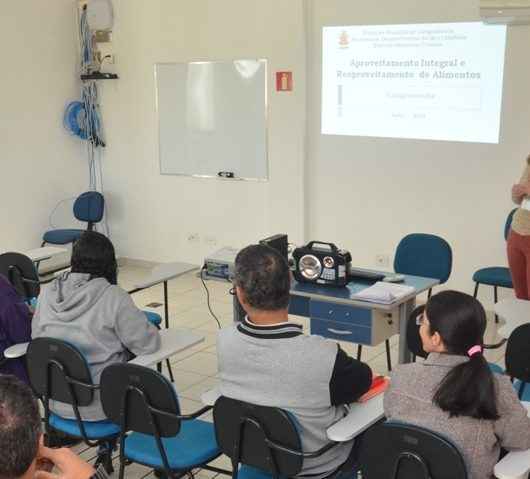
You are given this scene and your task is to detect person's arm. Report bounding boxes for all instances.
[34,446,106,479]
[3,303,31,345]
[329,345,372,405]
[494,376,530,451]
[114,293,160,356]
[512,165,530,204]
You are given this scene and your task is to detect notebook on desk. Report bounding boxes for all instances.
[351,281,415,304]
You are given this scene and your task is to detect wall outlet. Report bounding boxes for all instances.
[375,254,390,268]
[187,233,200,244]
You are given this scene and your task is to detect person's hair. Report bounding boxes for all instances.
[71,231,117,285]
[0,376,41,479]
[234,244,290,311]
[426,290,499,420]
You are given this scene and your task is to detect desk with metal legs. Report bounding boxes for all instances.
[232,273,438,365]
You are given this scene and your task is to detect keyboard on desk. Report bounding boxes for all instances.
[348,268,386,281]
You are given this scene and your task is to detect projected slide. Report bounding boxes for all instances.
[322,22,507,144]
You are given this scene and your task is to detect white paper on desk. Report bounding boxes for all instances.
[522,197,530,211]
[352,281,415,304]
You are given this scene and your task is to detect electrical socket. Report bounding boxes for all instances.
[375,254,390,268]
[187,233,200,244]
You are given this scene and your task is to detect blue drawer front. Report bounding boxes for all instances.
[310,300,372,327]
[289,295,310,317]
[310,318,371,345]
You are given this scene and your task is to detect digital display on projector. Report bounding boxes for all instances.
[321,22,507,144]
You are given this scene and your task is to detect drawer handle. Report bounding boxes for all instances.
[327,328,353,335]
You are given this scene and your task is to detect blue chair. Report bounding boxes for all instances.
[42,191,105,246]
[473,209,516,323]
[358,422,468,478]
[213,395,355,479]
[358,234,452,372]
[505,323,530,401]
[26,337,119,474]
[394,233,453,299]
[100,363,229,479]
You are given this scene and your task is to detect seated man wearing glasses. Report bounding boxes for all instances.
[218,244,372,479]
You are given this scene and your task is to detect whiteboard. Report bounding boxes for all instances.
[155,60,268,180]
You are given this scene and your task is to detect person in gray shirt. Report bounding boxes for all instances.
[217,245,372,479]
[32,231,160,422]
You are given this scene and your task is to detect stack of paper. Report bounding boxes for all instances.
[352,281,415,304]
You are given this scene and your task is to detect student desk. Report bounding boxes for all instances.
[128,262,199,329]
[26,246,68,263]
[4,329,204,367]
[232,273,438,365]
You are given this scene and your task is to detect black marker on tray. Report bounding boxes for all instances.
[218,171,235,178]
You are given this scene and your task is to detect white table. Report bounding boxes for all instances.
[4,329,203,366]
[128,262,199,329]
[495,299,530,339]
[200,387,384,443]
[25,246,67,263]
[130,329,204,367]
[327,395,385,442]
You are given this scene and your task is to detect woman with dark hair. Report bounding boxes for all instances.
[32,231,160,421]
[384,290,530,478]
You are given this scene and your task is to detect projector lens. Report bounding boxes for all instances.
[299,255,322,280]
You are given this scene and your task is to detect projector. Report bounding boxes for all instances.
[204,247,239,281]
[480,0,530,24]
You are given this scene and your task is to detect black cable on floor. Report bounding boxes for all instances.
[200,267,222,329]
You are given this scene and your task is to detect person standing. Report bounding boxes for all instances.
[508,154,530,299]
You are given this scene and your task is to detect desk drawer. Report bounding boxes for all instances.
[311,318,371,345]
[310,300,371,327]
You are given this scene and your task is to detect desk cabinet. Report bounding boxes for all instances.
[289,296,399,346]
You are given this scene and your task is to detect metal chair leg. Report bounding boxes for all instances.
[166,358,175,382]
[356,345,363,361]
[473,282,479,298]
[494,286,499,323]
[385,339,392,371]
[427,288,432,299]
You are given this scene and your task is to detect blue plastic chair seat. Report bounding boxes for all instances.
[144,311,162,327]
[124,419,220,470]
[238,466,284,479]
[488,363,504,375]
[49,413,120,439]
[472,267,513,289]
[43,229,84,245]
[513,380,530,401]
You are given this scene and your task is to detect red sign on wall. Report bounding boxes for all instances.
[276,71,293,92]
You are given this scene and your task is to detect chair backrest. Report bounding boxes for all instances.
[100,363,181,437]
[213,396,303,478]
[406,305,428,359]
[73,191,105,226]
[359,422,468,479]
[505,323,530,384]
[504,209,517,240]
[394,234,452,284]
[0,252,40,300]
[27,337,94,407]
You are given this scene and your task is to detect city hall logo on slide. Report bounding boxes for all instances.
[339,30,350,49]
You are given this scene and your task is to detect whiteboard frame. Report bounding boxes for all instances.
[154,59,270,182]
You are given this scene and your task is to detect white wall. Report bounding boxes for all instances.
[99,0,307,264]
[0,1,87,252]
[306,0,530,302]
